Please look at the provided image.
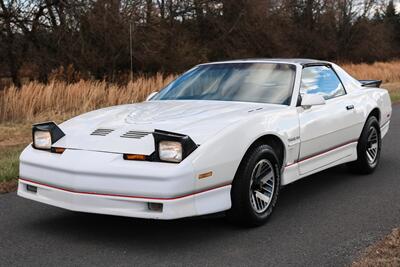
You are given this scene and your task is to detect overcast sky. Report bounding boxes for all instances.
[395,0,400,10]
[368,0,400,15]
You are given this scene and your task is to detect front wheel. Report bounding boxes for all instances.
[348,116,381,174]
[227,145,281,227]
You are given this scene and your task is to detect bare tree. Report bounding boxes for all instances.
[0,0,399,86]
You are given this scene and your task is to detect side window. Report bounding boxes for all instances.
[300,66,346,100]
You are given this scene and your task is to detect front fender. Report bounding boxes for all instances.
[187,107,300,191]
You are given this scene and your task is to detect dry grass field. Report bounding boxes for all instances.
[343,61,400,83]
[0,73,175,123]
[343,61,400,103]
[0,61,399,125]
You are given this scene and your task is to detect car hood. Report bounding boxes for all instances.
[55,100,285,155]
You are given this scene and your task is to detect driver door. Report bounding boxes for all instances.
[298,65,359,175]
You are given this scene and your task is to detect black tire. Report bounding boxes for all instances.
[227,144,281,227]
[348,116,381,174]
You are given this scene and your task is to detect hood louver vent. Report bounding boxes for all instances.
[121,131,151,139]
[90,128,115,136]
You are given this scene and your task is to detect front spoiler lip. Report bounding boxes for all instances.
[19,178,231,201]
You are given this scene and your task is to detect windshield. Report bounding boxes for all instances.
[153,63,296,105]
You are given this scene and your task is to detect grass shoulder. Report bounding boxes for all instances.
[0,123,31,193]
[352,228,400,267]
[0,145,26,193]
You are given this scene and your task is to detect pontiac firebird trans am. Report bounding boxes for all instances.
[18,59,392,226]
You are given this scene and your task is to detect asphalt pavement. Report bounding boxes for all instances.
[1,105,399,267]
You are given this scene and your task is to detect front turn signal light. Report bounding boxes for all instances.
[51,147,66,154]
[123,154,147,161]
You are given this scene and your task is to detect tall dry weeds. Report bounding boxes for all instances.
[1,61,399,124]
[342,61,400,83]
[0,73,175,123]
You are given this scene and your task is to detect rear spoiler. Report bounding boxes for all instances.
[359,80,382,88]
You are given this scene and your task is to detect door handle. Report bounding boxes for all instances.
[346,105,354,110]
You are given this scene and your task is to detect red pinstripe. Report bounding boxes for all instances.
[18,178,231,201]
[286,140,358,167]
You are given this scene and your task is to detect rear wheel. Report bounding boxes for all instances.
[348,116,381,174]
[227,145,281,227]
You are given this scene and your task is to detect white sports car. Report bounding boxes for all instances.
[18,59,392,226]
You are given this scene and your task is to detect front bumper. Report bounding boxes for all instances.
[18,178,231,219]
[18,146,232,219]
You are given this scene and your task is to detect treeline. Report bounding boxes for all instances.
[1,0,400,86]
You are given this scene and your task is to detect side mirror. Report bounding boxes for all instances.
[146,92,158,101]
[301,94,326,108]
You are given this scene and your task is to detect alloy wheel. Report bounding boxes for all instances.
[249,159,275,213]
[366,126,379,165]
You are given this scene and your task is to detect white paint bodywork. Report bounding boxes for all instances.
[18,60,392,219]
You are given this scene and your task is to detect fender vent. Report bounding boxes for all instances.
[90,128,115,136]
[121,131,151,139]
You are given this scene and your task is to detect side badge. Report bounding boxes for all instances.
[198,171,213,179]
[288,136,300,142]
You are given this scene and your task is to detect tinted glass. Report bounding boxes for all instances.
[153,63,296,105]
[300,66,346,100]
